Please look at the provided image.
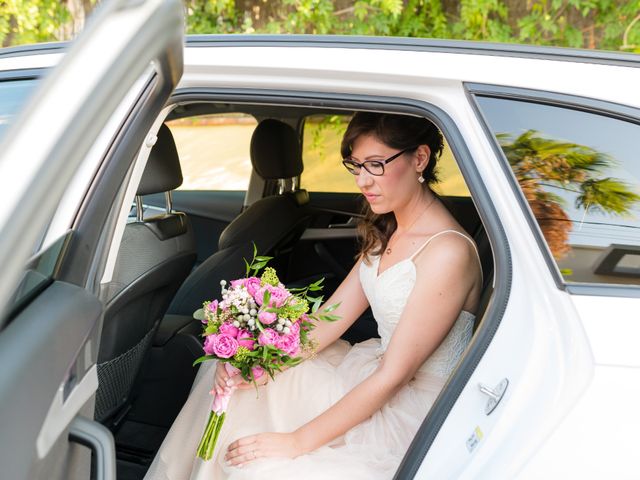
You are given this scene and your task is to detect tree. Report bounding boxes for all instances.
[498,130,640,258]
[0,0,96,48]
[4,1,639,53]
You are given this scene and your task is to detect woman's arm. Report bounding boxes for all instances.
[306,257,370,354]
[293,236,477,453]
[225,236,478,464]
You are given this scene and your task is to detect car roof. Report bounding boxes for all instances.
[2,34,640,67]
[187,34,640,69]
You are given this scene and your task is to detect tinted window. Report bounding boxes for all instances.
[0,79,38,140]
[166,113,257,191]
[301,114,470,197]
[477,96,640,286]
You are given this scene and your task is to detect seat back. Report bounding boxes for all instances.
[445,196,494,327]
[96,125,196,423]
[168,119,312,316]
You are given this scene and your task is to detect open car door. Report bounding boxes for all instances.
[0,1,183,479]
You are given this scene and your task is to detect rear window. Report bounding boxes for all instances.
[166,113,257,191]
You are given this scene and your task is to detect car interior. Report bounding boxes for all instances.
[98,102,495,480]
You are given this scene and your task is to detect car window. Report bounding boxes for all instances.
[0,78,39,141]
[166,113,257,191]
[476,96,640,287]
[301,114,470,197]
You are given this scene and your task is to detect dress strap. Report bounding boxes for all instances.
[409,229,484,280]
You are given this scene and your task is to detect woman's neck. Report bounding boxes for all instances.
[394,190,434,232]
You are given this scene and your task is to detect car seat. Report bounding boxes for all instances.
[167,118,312,316]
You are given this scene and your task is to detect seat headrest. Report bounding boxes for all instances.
[137,124,183,196]
[250,119,303,180]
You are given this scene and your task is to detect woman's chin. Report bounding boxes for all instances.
[368,203,392,215]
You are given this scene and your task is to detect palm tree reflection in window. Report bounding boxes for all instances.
[497,130,640,260]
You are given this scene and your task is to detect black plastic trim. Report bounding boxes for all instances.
[0,68,45,81]
[167,87,512,476]
[466,82,640,296]
[185,34,640,69]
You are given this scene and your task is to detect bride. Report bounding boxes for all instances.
[144,112,483,479]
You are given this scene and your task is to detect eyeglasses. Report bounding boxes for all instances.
[342,147,415,176]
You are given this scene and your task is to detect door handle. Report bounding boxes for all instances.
[478,378,509,415]
[69,416,116,480]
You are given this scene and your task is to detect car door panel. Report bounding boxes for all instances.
[0,282,102,480]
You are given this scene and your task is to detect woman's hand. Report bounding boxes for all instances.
[213,362,268,396]
[225,432,303,467]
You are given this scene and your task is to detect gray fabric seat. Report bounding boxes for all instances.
[167,119,312,316]
[95,125,197,423]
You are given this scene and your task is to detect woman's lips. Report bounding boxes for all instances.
[362,192,379,202]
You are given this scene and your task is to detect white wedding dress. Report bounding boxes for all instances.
[144,230,477,480]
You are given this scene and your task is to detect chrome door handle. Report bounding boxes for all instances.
[478,378,508,415]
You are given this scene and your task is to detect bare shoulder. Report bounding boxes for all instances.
[413,230,480,280]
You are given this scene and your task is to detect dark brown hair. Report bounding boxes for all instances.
[341,112,444,262]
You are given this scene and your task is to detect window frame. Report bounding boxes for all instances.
[467,82,640,298]
[168,87,511,475]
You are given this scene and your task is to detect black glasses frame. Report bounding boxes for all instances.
[342,147,416,176]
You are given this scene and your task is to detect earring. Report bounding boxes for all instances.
[418,173,425,184]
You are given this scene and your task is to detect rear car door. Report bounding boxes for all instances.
[0,1,183,479]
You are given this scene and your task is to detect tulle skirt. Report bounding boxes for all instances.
[144,338,446,480]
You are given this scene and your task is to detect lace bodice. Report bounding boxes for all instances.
[358,232,476,378]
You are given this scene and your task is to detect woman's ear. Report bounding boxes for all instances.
[415,145,431,171]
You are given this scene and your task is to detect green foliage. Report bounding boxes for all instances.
[3,1,640,54]
[0,0,70,47]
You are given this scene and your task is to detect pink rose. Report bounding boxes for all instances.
[203,334,217,355]
[245,277,261,298]
[237,330,255,350]
[212,334,238,358]
[289,320,300,336]
[267,285,290,307]
[258,328,279,347]
[258,310,277,325]
[276,333,300,356]
[251,365,265,379]
[230,278,246,288]
[255,284,290,308]
[218,322,239,338]
[207,300,219,313]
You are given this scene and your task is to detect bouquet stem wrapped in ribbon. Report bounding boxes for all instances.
[192,246,339,461]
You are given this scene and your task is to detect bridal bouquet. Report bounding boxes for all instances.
[193,246,339,460]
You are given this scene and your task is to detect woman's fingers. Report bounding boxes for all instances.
[213,363,270,395]
[225,435,260,466]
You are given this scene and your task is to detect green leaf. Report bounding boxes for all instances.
[193,308,205,321]
[323,302,341,313]
[192,355,216,366]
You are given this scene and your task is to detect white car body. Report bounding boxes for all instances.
[0,2,638,478]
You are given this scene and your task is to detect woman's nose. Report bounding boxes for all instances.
[355,168,374,188]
